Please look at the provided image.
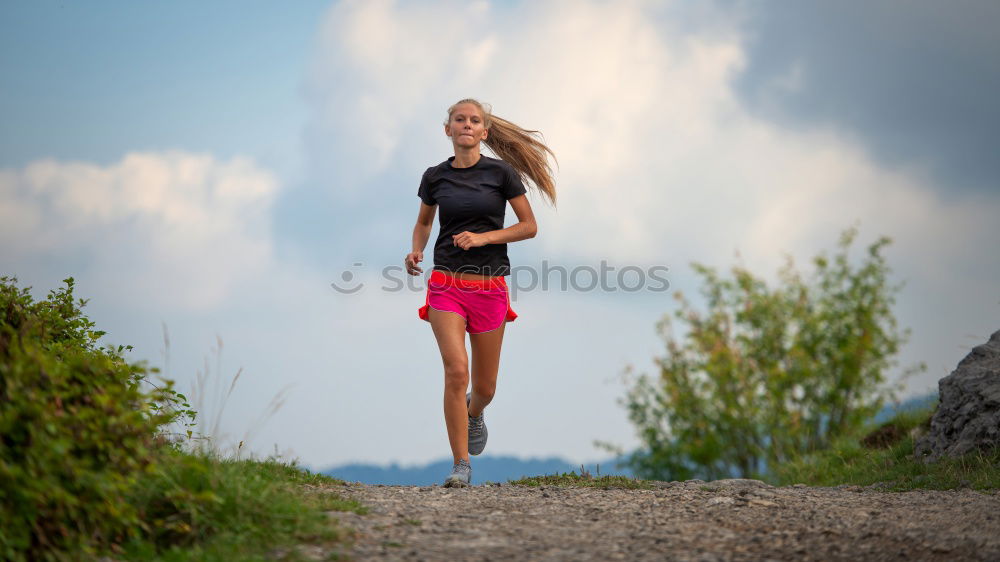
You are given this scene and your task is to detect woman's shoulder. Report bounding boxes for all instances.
[479,156,521,186]
[472,156,519,184]
[420,159,451,183]
[479,155,514,171]
[424,159,450,174]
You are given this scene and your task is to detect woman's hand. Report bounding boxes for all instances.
[404,251,423,275]
[452,231,489,250]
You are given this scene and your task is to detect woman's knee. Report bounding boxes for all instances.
[443,363,469,391]
[471,382,495,401]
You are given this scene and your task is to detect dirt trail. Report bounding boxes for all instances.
[321,479,1000,561]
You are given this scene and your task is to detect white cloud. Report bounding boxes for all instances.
[302,0,501,189]
[305,0,999,405]
[0,151,280,311]
[305,0,998,272]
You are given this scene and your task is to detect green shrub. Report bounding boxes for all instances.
[614,228,923,481]
[0,276,182,560]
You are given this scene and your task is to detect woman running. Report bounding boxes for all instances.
[404,98,557,487]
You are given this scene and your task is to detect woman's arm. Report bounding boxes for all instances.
[411,202,436,252]
[452,194,537,249]
[406,202,437,275]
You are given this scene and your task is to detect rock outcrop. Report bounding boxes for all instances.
[915,329,1000,461]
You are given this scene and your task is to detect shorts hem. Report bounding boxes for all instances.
[467,316,517,335]
[420,303,467,325]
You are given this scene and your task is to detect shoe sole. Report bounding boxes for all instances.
[443,478,470,488]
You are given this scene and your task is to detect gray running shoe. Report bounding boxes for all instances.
[444,459,472,488]
[467,392,488,456]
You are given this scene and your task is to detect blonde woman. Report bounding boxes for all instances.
[405,99,557,487]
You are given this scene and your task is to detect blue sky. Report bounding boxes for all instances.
[2,0,998,471]
[0,1,322,176]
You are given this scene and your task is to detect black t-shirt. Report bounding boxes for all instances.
[418,155,527,277]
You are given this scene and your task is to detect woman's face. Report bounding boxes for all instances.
[445,103,488,148]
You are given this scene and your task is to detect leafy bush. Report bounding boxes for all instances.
[0,276,182,560]
[616,228,924,481]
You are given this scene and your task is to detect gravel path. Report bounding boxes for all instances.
[323,479,1000,561]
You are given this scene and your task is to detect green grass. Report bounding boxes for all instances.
[771,406,1000,492]
[119,448,362,561]
[510,408,999,493]
[509,471,653,490]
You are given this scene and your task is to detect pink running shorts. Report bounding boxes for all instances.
[418,270,517,334]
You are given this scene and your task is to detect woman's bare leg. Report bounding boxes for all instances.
[428,308,471,463]
[468,320,506,417]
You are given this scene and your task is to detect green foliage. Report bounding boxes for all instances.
[0,276,184,560]
[0,275,360,560]
[618,228,924,481]
[771,406,1000,491]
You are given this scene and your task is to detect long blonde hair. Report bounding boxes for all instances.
[446,99,557,207]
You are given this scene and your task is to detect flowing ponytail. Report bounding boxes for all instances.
[446,99,557,207]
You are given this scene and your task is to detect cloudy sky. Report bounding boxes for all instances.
[2,0,997,471]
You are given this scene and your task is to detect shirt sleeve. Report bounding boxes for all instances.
[417,169,436,206]
[502,165,528,200]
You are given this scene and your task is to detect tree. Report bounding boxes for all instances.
[617,228,923,481]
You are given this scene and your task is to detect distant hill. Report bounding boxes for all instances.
[872,392,937,424]
[322,393,937,485]
[323,455,635,486]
